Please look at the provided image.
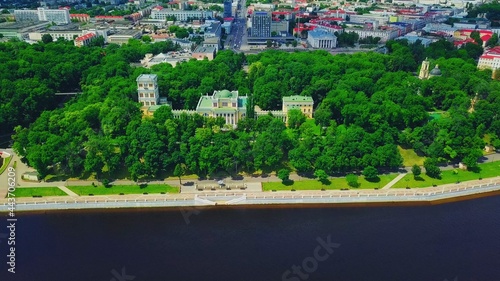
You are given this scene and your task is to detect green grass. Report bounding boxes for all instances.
[398,146,425,167]
[392,161,500,188]
[0,155,13,175]
[11,187,68,197]
[67,184,179,195]
[262,174,398,191]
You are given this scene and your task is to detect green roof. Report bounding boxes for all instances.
[198,96,213,109]
[282,95,313,103]
[214,90,238,99]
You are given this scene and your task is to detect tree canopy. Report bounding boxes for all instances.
[6,38,500,180]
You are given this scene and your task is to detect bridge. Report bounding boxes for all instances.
[55,92,81,96]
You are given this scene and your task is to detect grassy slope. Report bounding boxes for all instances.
[398,146,425,167]
[392,161,500,188]
[11,187,67,197]
[262,174,398,191]
[67,184,179,195]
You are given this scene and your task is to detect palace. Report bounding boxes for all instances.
[137,74,314,127]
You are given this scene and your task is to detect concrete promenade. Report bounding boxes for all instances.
[1,177,500,212]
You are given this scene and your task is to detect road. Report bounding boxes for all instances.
[225,0,247,51]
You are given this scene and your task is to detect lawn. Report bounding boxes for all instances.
[11,187,68,197]
[262,174,398,191]
[392,161,500,188]
[67,184,179,195]
[0,155,12,175]
[398,146,425,167]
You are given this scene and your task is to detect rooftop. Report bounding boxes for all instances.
[193,46,216,53]
[75,33,96,41]
[308,28,336,39]
[136,74,157,82]
[283,95,313,103]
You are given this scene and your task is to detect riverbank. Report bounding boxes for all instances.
[1,177,500,212]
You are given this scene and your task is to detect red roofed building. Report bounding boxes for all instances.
[70,13,90,22]
[95,15,125,21]
[454,29,493,47]
[478,46,500,73]
[74,33,96,47]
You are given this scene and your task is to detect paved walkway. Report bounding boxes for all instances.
[57,186,78,197]
[382,173,407,190]
[2,177,500,211]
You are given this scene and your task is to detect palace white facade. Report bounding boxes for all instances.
[151,10,213,22]
[307,28,337,49]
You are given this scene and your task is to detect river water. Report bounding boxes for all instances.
[1,195,500,281]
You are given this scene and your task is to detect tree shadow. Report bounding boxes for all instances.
[45,175,70,182]
[414,176,424,181]
[283,179,294,186]
[365,176,380,183]
[139,183,148,189]
[468,166,482,173]
[182,181,195,186]
[320,179,331,185]
[348,182,360,188]
[297,172,315,179]
[231,174,244,180]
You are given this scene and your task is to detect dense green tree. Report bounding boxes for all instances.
[314,169,329,183]
[41,34,53,44]
[287,109,306,129]
[424,158,441,179]
[362,166,378,181]
[346,174,359,188]
[411,164,421,179]
[278,169,290,183]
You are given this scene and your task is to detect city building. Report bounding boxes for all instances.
[14,7,71,25]
[29,30,83,41]
[70,13,90,22]
[202,36,221,52]
[107,29,142,44]
[307,28,337,49]
[74,33,96,47]
[419,58,442,79]
[396,33,437,47]
[150,9,213,22]
[477,46,500,73]
[0,21,50,39]
[137,74,160,107]
[140,52,192,68]
[223,0,232,18]
[270,20,288,35]
[192,46,216,60]
[203,21,221,39]
[344,27,400,42]
[251,11,271,37]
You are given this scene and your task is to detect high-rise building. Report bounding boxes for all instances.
[223,0,232,18]
[251,11,271,37]
[137,74,160,107]
[14,8,71,25]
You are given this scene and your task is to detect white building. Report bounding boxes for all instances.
[478,46,500,72]
[345,27,400,42]
[14,8,70,25]
[137,74,160,107]
[307,28,337,49]
[150,10,213,22]
[28,30,83,41]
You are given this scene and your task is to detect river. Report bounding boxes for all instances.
[1,195,500,281]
